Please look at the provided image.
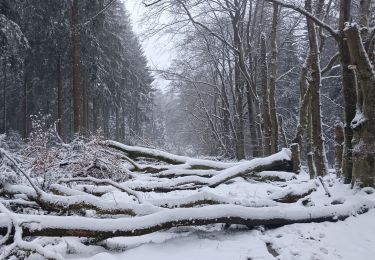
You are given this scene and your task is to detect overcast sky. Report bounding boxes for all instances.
[124,0,175,91]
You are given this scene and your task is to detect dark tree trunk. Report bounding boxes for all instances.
[334,121,344,177]
[57,55,63,139]
[338,0,356,183]
[22,68,28,139]
[71,0,82,134]
[345,24,375,187]
[260,33,271,156]
[269,3,279,154]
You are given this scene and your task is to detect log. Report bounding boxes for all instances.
[57,177,143,202]
[123,149,293,191]
[103,140,240,169]
[1,184,160,216]
[0,198,372,239]
[269,182,317,203]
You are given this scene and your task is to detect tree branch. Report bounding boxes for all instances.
[264,0,339,40]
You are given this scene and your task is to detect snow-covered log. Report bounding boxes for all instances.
[104,140,244,169]
[1,184,160,216]
[268,182,317,203]
[0,197,372,239]
[57,176,143,202]
[125,149,293,191]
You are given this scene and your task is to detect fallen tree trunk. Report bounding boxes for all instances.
[268,182,317,203]
[122,149,293,191]
[1,184,160,216]
[103,140,241,169]
[0,198,372,239]
[62,149,293,193]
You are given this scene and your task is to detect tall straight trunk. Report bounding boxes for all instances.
[71,0,81,134]
[233,11,245,160]
[245,0,261,157]
[338,0,356,183]
[358,0,370,29]
[260,33,271,156]
[234,85,244,160]
[82,81,88,135]
[307,106,315,178]
[245,82,260,157]
[305,0,328,177]
[92,96,98,133]
[120,105,126,142]
[345,24,375,187]
[293,53,312,149]
[22,68,28,139]
[334,121,344,177]
[269,3,279,154]
[102,105,109,138]
[278,115,288,148]
[221,80,232,156]
[115,106,120,140]
[2,60,6,134]
[57,55,63,139]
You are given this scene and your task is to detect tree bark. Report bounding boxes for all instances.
[22,66,28,139]
[0,200,370,239]
[260,33,272,156]
[71,0,82,134]
[338,0,357,184]
[345,24,375,187]
[269,3,279,154]
[293,53,312,149]
[2,59,7,134]
[334,121,344,177]
[57,54,63,139]
[306,0,328,177]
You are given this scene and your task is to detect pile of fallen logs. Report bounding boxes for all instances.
[0,140,374,259]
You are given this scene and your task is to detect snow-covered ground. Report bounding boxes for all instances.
[28,171,375,260]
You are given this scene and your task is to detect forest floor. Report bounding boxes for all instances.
[35,171,375,260]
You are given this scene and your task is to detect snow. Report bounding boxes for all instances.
[1,175,375,260]
[351,110,367,129]
[2,143,375,260]
[255,171,297,181]
[71,209,375,260]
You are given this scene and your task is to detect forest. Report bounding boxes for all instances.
[0,0,375,259]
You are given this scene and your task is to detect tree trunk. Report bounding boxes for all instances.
[293,53,312,149]
[278,115,288,148]
[22,68,28,139]
[102,105,110,138]
[334,121,344,177]
[307,100,315,178]
[260,33,272,156]
[233,12,245,160]
[82,80,88,136]
[345,24,375,187]
[269,3,279,154]
[2,60,6,134]
[338,0,357,183]
[306,0,328,177]
[71,0,82,134]
[92,96,98,133]
[0,201,370,240]
[57,55,63,139]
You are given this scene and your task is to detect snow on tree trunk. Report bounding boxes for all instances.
[345,24,375,187]
[305,0,328,177]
